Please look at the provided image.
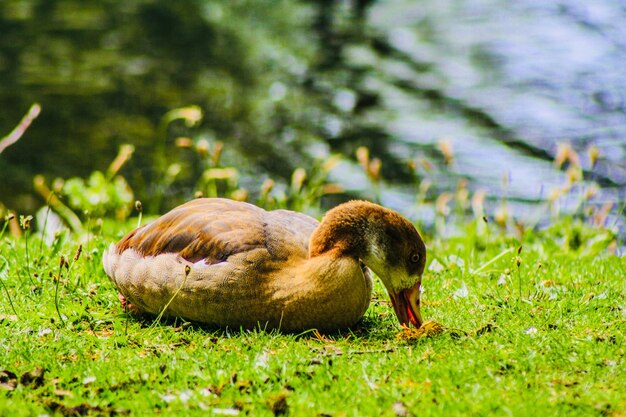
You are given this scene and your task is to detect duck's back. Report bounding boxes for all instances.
[103,198,323,328]
[114,198,319,263]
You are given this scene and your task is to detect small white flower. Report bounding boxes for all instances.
[448,255,464,268]
[497,274,507,286]
[200,387,216,397]
[82,376,96,385]
[453,281,469,299]
[428,259,444,273]
[213,408,240,416]
[525,327,538,335]
[38,328,53,337]
[255,350,272,368]
[178,390,193,404]
[161,394,176,403]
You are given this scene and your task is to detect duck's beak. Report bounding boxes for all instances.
[389,283,422,328]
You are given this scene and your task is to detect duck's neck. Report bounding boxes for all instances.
[308,201,387,264]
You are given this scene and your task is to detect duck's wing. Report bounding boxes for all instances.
[113,198,319,264]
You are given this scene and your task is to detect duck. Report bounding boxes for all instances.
[103,198,426,332]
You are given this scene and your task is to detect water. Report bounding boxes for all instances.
[0,1,624,232]
[344,0,625,228]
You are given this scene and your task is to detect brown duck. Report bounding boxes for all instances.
[103,198,426,332]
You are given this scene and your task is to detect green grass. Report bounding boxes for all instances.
[0,217,624,416]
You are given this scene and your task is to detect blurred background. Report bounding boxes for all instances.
[0,0,624,234]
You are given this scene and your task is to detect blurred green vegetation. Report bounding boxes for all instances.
[0,0,411,214]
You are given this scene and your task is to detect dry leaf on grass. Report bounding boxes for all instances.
[20,367,45,388]
[396,320,446,341]
[269,391,289,416]
[0,370,18,391]
[397,320,498,341]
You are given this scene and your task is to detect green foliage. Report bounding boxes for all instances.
[536,217,618,257]
[63,171,133,220]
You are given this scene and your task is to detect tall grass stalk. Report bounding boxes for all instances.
[7,239,26,287]
[23,230,32,284]
[67,244,82,288]
[0,259,19,318]
[516,246,523,301]
[37,200,53,258]
[472,247,514,275]
[153,265,191,325]
[0,214,10,239]
[135,200,143,228]
[54,255,66,326]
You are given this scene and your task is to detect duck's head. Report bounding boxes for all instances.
[311,200,426,328]
[360,207,426,328]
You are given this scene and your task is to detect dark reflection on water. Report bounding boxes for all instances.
[0,0,623,230]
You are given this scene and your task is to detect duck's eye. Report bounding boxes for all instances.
[410,253,420,263]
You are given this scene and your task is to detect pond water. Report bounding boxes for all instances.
[363,1,625,215]
[0,0,624,232]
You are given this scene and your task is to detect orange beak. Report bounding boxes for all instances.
[389,283,422,328]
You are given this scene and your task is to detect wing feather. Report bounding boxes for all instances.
[115,198,319,264]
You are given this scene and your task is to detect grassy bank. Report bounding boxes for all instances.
[0,214,624,417]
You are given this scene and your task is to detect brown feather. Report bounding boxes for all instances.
[115,198,317,264]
